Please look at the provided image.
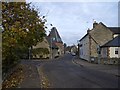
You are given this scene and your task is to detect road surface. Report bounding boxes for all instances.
[38,54,119,88]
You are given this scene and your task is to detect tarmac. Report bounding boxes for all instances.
[17,55,119,88]
[17,56,65,88]
[73,56,119,76]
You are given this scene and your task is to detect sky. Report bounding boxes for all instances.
[26,0,119,46]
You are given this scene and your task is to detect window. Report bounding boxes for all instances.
[115,48,118,54]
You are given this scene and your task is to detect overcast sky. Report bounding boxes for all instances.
[26,0,119,46]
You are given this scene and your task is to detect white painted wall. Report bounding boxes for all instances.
[79,35,90,61]
[109,47,120,58]
[118,47,120,58]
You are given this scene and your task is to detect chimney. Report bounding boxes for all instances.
[87,28,91,33]
[93,20,98,28]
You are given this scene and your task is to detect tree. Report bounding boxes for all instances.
[2,2,46,73]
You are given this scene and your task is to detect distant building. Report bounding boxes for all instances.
[65,46,72,53]
[70,45,77,55]
[47,27,64,58]
[78,21,120,64]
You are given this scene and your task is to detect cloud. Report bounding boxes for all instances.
[26,0,119,2]
[30,2,118,46]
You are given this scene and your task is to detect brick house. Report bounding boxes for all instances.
[78,21,119,63]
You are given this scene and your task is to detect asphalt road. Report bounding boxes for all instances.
[39,54,119,88]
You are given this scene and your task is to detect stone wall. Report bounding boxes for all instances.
[32,37,50,59]
[89,22,113,60]
[90,57,120,64]
[100,58,120,64]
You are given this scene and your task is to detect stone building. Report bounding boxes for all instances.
[101,34,120,64]
[70,45,77,55]
[32,37,50,59]
[78,21,119,63]
[47,27,64,58]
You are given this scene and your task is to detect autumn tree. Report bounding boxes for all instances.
[2,2,46,73]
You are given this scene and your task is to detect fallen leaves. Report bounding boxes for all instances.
[2,65,25,88]
[40,68,50,88]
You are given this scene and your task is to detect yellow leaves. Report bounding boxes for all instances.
[8,26,27,40]
[2,2,46,67]
[11,27,16,33]
[2,3,6,10]
[2,65,25,88]
[14,21,21,27]
[40,68,50,88]
[9,38,16,45]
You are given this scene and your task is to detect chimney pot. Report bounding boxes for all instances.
[93,21,98,28]
[87,28,90,33]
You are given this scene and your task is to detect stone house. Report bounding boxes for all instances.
[70,45,77,55]
[101,35,120,64]
[78,21,119,63]
[32,37,50,59]
[47,27,64,58]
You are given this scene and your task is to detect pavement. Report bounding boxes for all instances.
[17,55,64,88]
[17,61,41,88]
[73,56,119,76]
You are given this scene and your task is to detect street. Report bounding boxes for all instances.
[2,2,120,89]
[37,54,119,88]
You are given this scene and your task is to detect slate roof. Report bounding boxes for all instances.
[99,23,120,34]
[108,27,120,34]
[48,27,63,43]
[46,27,63,49]
[101,36,120,47]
